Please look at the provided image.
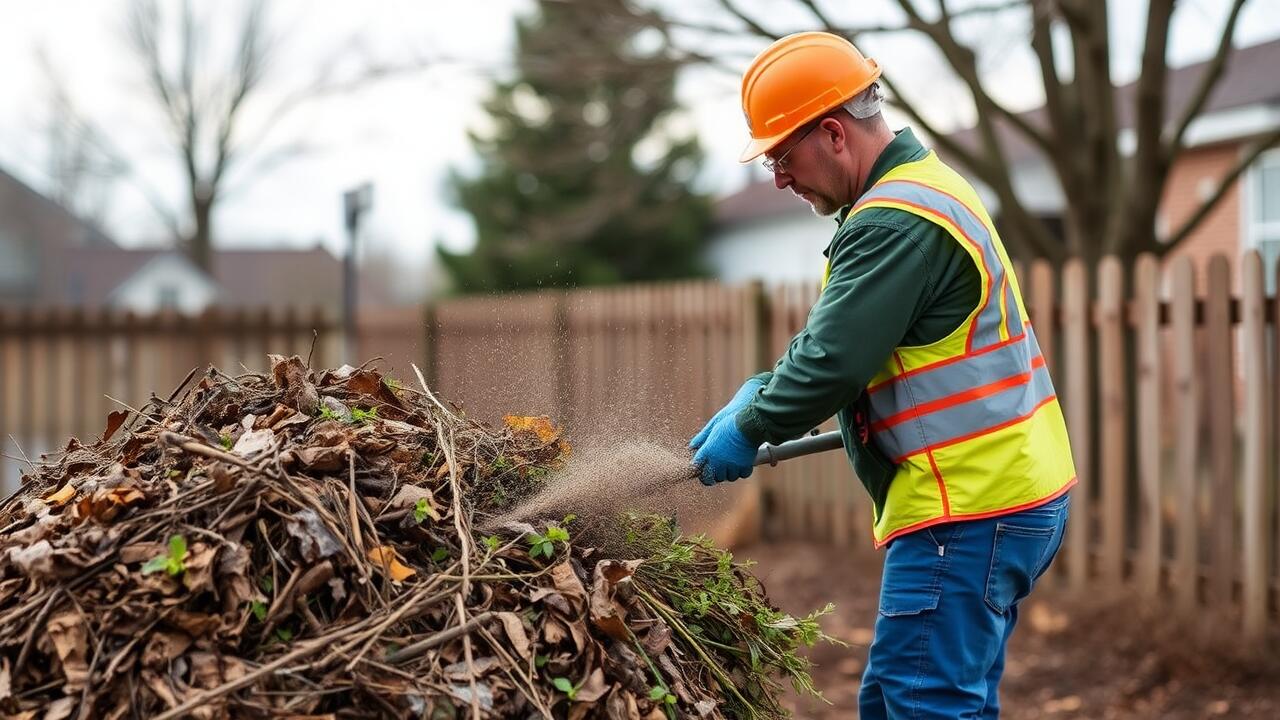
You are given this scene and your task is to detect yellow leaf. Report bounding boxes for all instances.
[45,485,77,506]
[503,415,562,444]
[367,546,416,582]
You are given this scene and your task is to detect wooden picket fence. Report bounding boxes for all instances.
[0,307,339,493]
[422,251,1280,640]
[759,251,1279,641]
[0,250,1276,639]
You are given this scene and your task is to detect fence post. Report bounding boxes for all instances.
[1205,256,1235,606]
[744,280,768,546]
[1029,260,1056,378]
[422,303,438,391]
[1062,259,1092,589]
[1170,258,1200,614]
[1098,257,1127,584]
[1240,251,1270,643]
[1134,254,1162,596]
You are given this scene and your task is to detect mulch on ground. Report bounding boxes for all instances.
[742,539,1280,719]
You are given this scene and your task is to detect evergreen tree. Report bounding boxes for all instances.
[440,0,710,293]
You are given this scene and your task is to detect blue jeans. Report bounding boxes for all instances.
[859,493,1070,719]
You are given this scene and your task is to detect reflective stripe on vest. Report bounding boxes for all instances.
[838,150,1076,547]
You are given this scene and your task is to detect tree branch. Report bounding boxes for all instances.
[1118,0,1175,255]
[713,0,776,39]
[1159,127,1280,254]
[893,0,1056,162]
[1166,0,1248,161]
[1029,2,1071,156]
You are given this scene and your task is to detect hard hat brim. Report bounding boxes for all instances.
[738,133,787,164]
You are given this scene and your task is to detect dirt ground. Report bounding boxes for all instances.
[740,540,1280,719]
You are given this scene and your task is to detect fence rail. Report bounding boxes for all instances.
[1,250,1277,642]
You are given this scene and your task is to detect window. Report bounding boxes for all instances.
[0,231,33,291]
[1249,149,1280,293]
[157,285,180,310]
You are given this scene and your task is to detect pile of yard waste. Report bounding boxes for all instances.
[0,355,832,719]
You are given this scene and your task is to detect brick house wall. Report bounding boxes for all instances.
[1159,142,1245,292]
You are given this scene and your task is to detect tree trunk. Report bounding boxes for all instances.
[189,190,214,275]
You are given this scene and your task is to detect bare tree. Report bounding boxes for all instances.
[123,0,280,272]
[639,0,1278,264]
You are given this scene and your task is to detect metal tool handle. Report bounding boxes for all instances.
[753,430,844,467]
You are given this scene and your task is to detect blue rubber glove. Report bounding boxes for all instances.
[691,415,759,486]
[689,378,764,452]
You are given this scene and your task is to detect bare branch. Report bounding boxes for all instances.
[1160,127,1280,253]
[1166,0,1248,160]
[795,0,837,29]
[892,0,1056,162]
[1118,0,1175,255]
[713,0,777,39]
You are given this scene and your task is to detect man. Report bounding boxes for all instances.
[689,32,1076,718]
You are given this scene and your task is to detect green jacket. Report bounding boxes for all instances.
[735,128,982,508]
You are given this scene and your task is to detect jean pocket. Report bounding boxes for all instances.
[984,522,1056,614]
[879,532,946,617]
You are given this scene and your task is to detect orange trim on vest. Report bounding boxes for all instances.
[870,354,1047,433]
[926,450,951,517]
[867,324,1030,394]
[872,478,1077,549]
[891,393,1059,464]
[854,185,997,353]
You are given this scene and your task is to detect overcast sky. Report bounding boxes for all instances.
[2,0,1278,297]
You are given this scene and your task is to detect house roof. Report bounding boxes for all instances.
[712,177,802,226]
[62,245,347,311]
[0,167,117,250]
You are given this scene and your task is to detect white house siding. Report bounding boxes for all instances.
[704,211,837,284]
[105,254,221,314]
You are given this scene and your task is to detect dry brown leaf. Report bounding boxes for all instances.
[120,541,166,564]
[170,610,222,636]
[142,631,193,667]
[294,444,349,472]
[102,410,128,442]
[46,610,89,691]
[188,652,248,689]
[142,669,180,708]
[530,588,573,616]
[387,485,438,518]
[641,622,672,656]
[271,354,319,415]
[231,428,276,458]
[181,543,219,595]
[497,612,532,659]
[549,562,587,603]
[6,540,56,581]
[590,562,630,642]
[367,545,416,582]
[286,509,342,563]
[607,687,641,720]
[44,484,77,506]
[543,617,568,646]
[574,668,610,704]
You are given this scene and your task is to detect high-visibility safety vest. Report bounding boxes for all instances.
[825,151,1077,547]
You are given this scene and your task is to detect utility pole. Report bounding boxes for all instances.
[342,183,373,364]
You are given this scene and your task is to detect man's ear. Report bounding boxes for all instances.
[821,116,849,154]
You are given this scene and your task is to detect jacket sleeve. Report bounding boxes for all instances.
[735,219,939,445]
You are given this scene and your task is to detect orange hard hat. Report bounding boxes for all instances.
[738,32,881,163]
